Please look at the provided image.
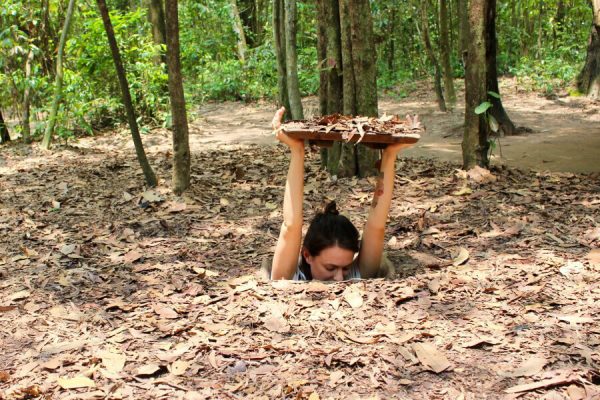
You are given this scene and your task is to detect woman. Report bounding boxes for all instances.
[270,106,413,281]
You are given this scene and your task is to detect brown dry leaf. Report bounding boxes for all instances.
[60,244,77,255]
[152,304,179,319]
[9,290,30,301]
[42,358,62,371]
[343,286,364,309]
[566,384,587,400]
[167,201,187,213]
[207,351,219,369]
[409,251,450,268]
[502,356,548,378]
[142,190,163,203]
[452,247,470,266]
[587,249,600,265]
[263,315,290,333]
[412,343,451,373]
[329,370,344,387]
[0,305,17,312]
[308,393,320,400]
[57,376,95,389]
[452,186,472,196]
[305,281,329,292]
[0,371,9,382]
[504,369,580,394]
[98,351,126,374]
[555,315,595,325]
[467,166,497,184]
[123,250,142,264]
[135,364,161,376]
[171,360,189,376]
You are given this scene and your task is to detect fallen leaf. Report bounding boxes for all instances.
[135,364,161,376]
[220,198,230,206]
[9,290,30,301]
[57,376,95,389]
[329,370,344,387]
[502,356,548,377]
[0,305,17,312]
[343,286,364,309]
[60,244,77,255]
[504,369,580,394]
[566,384,587,400]
[452,186,472,196]
[142,190,163,203]
[412,343,451,373]
[560,261,585,276]
[308,392,320,400]
[586,249,600,265]
[555,315,595,325]
[452,247,469,266]
[171,360,189,376]
[152,304,179,319]
[98,351,126,374]
[467,166,497,184]
[123,250,142,264]
[42,358,62,371]
[167,201,187,213]
[0,371,9,382]
[208,351,219,369]
[263,315,290,333]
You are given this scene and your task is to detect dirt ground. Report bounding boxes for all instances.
[0,82,599,399]
[191,78,600,174]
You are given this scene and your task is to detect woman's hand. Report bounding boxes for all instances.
[382,142,415,158]
[272,106,304,151]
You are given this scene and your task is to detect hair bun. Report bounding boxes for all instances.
[323,201,339,216]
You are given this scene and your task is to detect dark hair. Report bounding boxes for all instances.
[300,201,359,279]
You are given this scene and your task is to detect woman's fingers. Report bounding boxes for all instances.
[272,106,286,130]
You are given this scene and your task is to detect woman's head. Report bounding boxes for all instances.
[301,201,359,281]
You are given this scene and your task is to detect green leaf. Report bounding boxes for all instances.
[487,91,500,99]
[488,114,499,133]
[475,101,492,115]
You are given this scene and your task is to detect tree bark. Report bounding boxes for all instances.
[96,0,158,187]
[462,0,490,169]
[148,0,167,65]
[339,0,356,116]
[0,110,10,143]
[22,49,34,143]
[323,0,343,115]
[284,0,303,119]
[229,0,248,62]
[41,0,76,150]
[577,0,600,99]
[165,0,191,194]
[439,0,456,107]
[273,0,291,120]
[316,0,328,116]
[457,0,468,63]
[485,0,516,135]
[420,1,446,112]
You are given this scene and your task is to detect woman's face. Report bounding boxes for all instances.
[303,245,356,281]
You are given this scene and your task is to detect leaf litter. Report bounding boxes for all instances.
[0,130,599,399]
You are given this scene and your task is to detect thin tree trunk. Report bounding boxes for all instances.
[0,110,10,143]
[324,0,343,115]
[284,0,303,119]
[536,1,544,59]
[339,0,356,116]
[577,0,600,99]
[273,0,291,120]
[485,0,516,135]
[165,0,191,194]
[348,0,378,177]
[148,0,167,65]
[439,0,456,107]
[463,0,490,169]
[96,0,158,187]
[316,0,328,116]
[420,1,446,112]
[229,0,248,62]
[22,49,34,143]
[41,0,76,150]
[457,0,468,64]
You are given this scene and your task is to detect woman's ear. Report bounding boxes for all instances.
[302,247,312,263]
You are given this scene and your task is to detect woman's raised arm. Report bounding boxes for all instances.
[270,107,306,280]
[358,143,413,278]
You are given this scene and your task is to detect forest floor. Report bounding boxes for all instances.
[1,80,599,399]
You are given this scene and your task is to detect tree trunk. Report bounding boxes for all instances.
[324,0,343,115]
[41,0,76,150]
[229,0,248,62]
[165,0,191,194]
[148,0,167,65]
[462,0,490,169]
[457,0,468,64]
[339,0,356,116]
[439,0,456,108]
[316,0,328,116]
[485,0,516,135]
[420,1,446,112]
[577,0,600,99]
[536,1,544,59]
[96,0,158,187]
[273,0,291,120]
[284,0,303,119]
[0,110,10,143]
[22,49,34,143]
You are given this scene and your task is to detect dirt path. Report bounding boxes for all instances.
[191,80,600,174]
